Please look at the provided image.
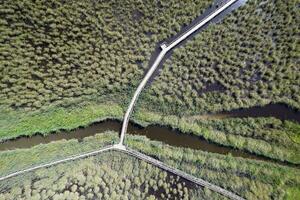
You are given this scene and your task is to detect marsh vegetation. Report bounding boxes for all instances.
[0,0,211,111]
[1,132,299,200]
[135,0,300,165]
[0,0,299,199]
[128,135,300,200]
[134,109,300,164]
[142,0,299,114]
[0,151,223,200]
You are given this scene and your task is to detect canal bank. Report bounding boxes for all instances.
[1,104,299,167]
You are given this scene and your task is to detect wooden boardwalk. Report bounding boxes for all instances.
[0,144,245,200]
[0,1,246,199]
[119,0,239,145]
[117,146,245,200]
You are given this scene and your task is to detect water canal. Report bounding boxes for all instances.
[1,103,299,167]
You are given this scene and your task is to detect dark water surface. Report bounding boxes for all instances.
[0,119,267,160]
[127,123,268,161]
[1,103,299,167]
[220,104,300,123]
[0,121,121,151]
[1,0,298,167]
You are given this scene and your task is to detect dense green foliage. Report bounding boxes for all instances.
[1,1,299,198]
[0,152,223,200]
[132,0,300,166]
[193,117,300,162]
[285,187,300,200]
[0,0,211,111]
[134,109,300,164]
[0,102,122,141]
[285,120,300,144]
[3,100,298,165]
[142,0,300,114]
[1,132,298,200]
[1,0,298,167]
[128,135,300,200]
[0,132,118,177]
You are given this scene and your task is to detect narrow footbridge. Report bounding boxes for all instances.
[119,0,239,145]
[0,144,245,200]
[116,146,245,200]
[0,1,246,199]
[0,145,115,181]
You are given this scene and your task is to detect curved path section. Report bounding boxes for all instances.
[119,0,239,145]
